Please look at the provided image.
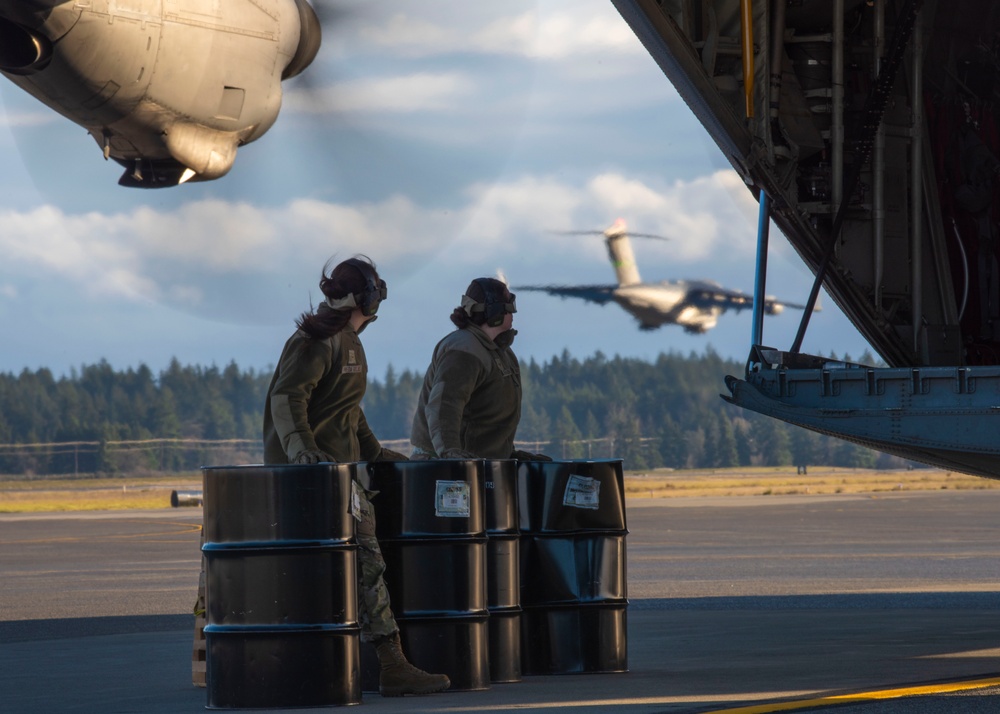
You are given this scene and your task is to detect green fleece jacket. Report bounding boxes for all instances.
[263,321,382,464]
[410,325,521,459]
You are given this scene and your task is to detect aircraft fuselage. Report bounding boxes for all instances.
[613,282,721,332]
[0,0,321,185]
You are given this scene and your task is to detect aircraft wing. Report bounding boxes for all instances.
[683,283,811,314]
[515,285,618,306]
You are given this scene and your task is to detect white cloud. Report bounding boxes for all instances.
[128,201,280,270]
[0,170,757,312]
[354,13,457,56]
[0,110,57,128]
[583,171,762,261]
[459,176,583,245]
[286,72,475,114]
[518,12,643,60]
[353,6,640,61]
[277,0,676,151]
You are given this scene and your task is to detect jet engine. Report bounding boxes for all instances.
[0,17,51,75]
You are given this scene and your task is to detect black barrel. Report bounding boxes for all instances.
[517,459,628,675]
[201,464,361,709]
[484,459,521,683]
[364,459,490,692]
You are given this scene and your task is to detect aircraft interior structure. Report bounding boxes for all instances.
[612,0,1000,478]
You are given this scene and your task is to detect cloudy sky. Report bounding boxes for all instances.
[0,0,875,383]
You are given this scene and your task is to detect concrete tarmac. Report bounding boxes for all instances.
[2,489,999,713]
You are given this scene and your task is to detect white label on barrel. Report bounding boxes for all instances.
[435,480,471,517]
[563,474,601,509]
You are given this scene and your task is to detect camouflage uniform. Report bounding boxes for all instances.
[263,310,399,641]
[410,325,522,459]
[263,311,384,465]
[354,484,397,641]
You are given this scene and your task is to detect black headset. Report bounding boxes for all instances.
[463,278,517,327]
[328,258,387,316]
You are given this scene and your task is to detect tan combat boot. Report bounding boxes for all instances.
[375,632,451,697]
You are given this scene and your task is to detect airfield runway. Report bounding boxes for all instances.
[2,489,999,713]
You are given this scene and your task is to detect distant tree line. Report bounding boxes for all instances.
[0,349,907,477]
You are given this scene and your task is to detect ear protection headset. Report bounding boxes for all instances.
[461,278,517,327]
[326,258,387,316]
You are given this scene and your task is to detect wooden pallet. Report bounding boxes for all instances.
[192,613,206,688]
[193,536,207,688]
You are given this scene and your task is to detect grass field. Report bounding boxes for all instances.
[2,466,999,513]
[0,475,203,512]
[625,466,1000,498]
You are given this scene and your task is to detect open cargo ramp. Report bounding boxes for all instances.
[723,348,1000,480]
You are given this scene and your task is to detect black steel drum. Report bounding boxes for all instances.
[364,460,490,692]
[517,459,628,675]
[484,459,521,683]
[517,459,627,533]
[202,464,361,709]
[486,534,520,609]
[519,532,626,604]
[519,603,628,675]
[484,459,518,533]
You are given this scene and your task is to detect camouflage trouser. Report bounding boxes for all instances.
[355,483,399,642]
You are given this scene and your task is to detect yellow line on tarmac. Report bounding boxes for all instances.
[704,676,1000,713]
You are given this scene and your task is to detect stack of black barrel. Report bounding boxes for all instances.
[368,458,628,689]
[201,458,627,709]
[201,464,362,709]
[517,459,629,674]
[483,459,523,683]
[365,459,491,692]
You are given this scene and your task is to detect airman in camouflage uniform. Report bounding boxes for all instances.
[411,277,550,462]
[263,257,449,697]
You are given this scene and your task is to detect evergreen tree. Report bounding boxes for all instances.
[657,415,687,469]
[789,425,820,468]
[716,414,740,468]
[517,402,551,452]
[732,418,753,466]
[552,405,584,459]
[833,438,877,468]
[759,422,792,466]
[0,348,887,476]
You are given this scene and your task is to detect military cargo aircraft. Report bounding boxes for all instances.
[0,0,322,187]
[611,0,1000,478]
[515,218,809,334]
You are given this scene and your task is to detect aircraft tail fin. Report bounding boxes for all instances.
[604,219,642,286]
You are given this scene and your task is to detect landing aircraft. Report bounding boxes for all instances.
[515,219,809,334]
[0,0,322,187]
[611,0,1000,478]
